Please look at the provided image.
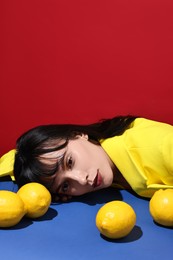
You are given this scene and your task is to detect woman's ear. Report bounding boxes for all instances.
[78,133,89,140]
[81,133,88,140]
[75,133,89,140]
[76,133,99,145]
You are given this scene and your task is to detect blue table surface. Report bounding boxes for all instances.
[0,180,173,260]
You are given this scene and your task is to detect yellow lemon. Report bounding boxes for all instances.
[96,201,136,239]
[149,189,173,226]
[0,190,26,228]
[17,182,51,219]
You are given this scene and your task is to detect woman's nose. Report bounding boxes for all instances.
[68,170,88,185]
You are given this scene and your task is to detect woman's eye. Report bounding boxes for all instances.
[62,181,69,193]
[67,156,73,169]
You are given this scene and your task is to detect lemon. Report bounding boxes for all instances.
[96,201,136,239]
[149,189,173,226]
[17,182,51,218]
[0,190,26,228]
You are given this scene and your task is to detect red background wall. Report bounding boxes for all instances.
[1,0,173,155]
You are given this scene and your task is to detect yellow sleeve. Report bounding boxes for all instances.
[0,149,16,181]
[162,132,173,177]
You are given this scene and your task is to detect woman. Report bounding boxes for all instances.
[12,115,173,201]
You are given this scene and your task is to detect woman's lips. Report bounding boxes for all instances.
[93,170,102,188]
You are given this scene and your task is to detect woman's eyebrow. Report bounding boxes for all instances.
[40,174,56,190]
[56,151,66,171]
[51,152,68,193]
[55,183,62,194]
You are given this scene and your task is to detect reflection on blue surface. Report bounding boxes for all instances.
[0,181,173,260]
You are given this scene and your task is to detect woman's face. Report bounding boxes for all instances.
[40,135,114,198]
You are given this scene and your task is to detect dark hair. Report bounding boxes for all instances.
[14,115,137,188]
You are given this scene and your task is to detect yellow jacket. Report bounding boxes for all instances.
[100,118,173,198]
